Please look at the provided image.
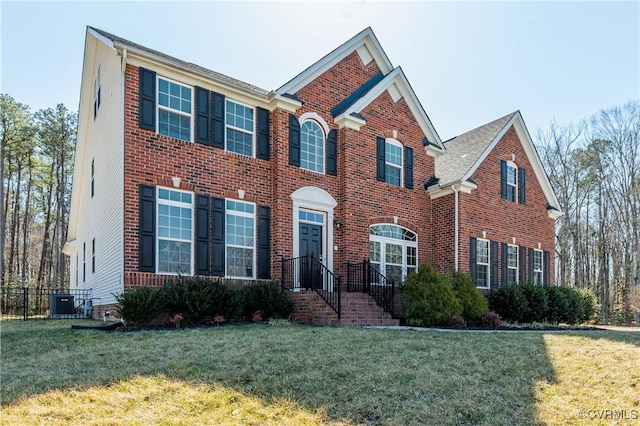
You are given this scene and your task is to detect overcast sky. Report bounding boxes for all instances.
[1,1,638,140]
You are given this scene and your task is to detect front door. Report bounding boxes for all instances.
[299,223,323,289]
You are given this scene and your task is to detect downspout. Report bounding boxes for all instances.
[452,185,459,271]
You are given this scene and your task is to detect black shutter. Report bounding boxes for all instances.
[501,242,508,285]
[212,198,225,276]
[469,237,477,281]
[211,92,225,149]
[256,107,270,160]
[519,167,527,204]
[195,87,211,145]
[500,159,507,199]
[195,195,211,275]
[491,241,499,289]
[543,250,551,285]
[326,129,337,176]
[528,248,535,283]
[404,146,414,189]
[257,206,271,279]
[519,246,527,283]
[376,136,386,181]
[139,68,156,131]
[288,114,300,166]
[139,185,155,272]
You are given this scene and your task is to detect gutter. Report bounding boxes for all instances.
[452,186,459,271]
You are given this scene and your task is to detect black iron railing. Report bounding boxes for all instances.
[346,259,397,317]
[0,286,94,320]
[281,254,341,318]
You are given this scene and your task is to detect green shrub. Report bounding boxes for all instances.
[546,286,578,324]
[487,284,528,323]
[576,288,596,323]
[115,287,163,326]
[520,284,548,323]
[241,280,292,321]
[449,270,488,323]
[402,264,462,326]
[163,277,241,323]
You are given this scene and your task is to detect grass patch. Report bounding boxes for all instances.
[1,320,639,425]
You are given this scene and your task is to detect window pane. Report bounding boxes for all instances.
[386,265,403,284]
[226,128,253,156]
[300,121,324,173]
[158,240,191,274]
[226,100,253,132]
[369,241,381,262]
[385,142,402,166]
[385,165,401,186]
[386,243,402,264]
[477,240,489,264]
[477,265,489,287]
[226,247,253,278]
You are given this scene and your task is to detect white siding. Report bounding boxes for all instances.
[68,34,124,306]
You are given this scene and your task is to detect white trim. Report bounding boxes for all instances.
[298,112,330,135]
[369,224,418,282]
[277,27,393,95]
[506,160,518,203]
[225,98,256,158]
[291,187,337,288]
[155,187,195,276]
[506,243,519,284]
[476,238,490,289]
[156,75,194,143]
[462,111,563,215]
[426,180,477,200]
[224,199,257,280]
[384,138,404,187]
[336,67,444,151]
[334,113,366,131]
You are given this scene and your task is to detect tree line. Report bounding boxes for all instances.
[1,93,638,324]
[1,94,76,290]
[536,100,639,324]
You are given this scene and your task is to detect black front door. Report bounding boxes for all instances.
[299,223,323,289]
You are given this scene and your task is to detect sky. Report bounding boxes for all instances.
[1,1,638,140]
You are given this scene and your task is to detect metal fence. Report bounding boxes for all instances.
[0,286,93,320]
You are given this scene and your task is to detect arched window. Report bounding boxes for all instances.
[300,120,324,173]
[369,224,417,283]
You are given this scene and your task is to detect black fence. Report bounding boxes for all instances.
[281,254,341,318]
[0,286,93,320]
[346,259,400,318]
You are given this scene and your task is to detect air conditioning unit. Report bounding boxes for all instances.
[50,294,75,317]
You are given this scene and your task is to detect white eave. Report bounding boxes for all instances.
[426,180,477,200]
[335,67,445,153]
[277,27,394,96]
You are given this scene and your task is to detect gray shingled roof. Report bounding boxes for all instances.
[434,112,517,186]
[90,27,270,97]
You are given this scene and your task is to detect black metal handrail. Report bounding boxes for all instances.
[281,254,341,318]
[346,259,397,317]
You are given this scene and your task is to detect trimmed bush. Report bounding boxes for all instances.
[481,311,502,327]
[115,287,163,326]
[520,284,548,323]
[241,280,292,321]
[163,278,242,323]
[449,270,488,323]
[576,289,596,323]
[487,284,528,323]
[403,264,462,326]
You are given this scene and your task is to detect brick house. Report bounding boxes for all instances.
[64,27,561,325]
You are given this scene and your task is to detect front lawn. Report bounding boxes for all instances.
[1,320,638,425]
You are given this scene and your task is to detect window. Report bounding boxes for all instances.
[385,139,403,187]
[226,100,254,156]
[506,244,518,284]
[91,159,95,198]
[75,254,79,287]
[533,249,543,284]
[506,161,517,202]
[300,120,324,173]
[157,77,192,142]
[157,188,193,274]
[83,242,86,283]
[93,65,101,119]
[225,200,255,278]
[369,224,417,284]
[476,239,490,288]
[92,238,96,273]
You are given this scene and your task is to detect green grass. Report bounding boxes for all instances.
[1,320,639,425]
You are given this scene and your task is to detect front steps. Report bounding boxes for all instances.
[285,290,399,327]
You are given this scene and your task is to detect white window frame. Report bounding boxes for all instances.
[156,187,194,276]
[476,238,490,289]
[533,249,543,285]
[506,244,519,284]
[156,76,193,142]
[225,199,256,279]
[506,161,518,203]
[300,120,325,173]
[369,224,417,283]
[385,138,403,187]
[225,99,255,157]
